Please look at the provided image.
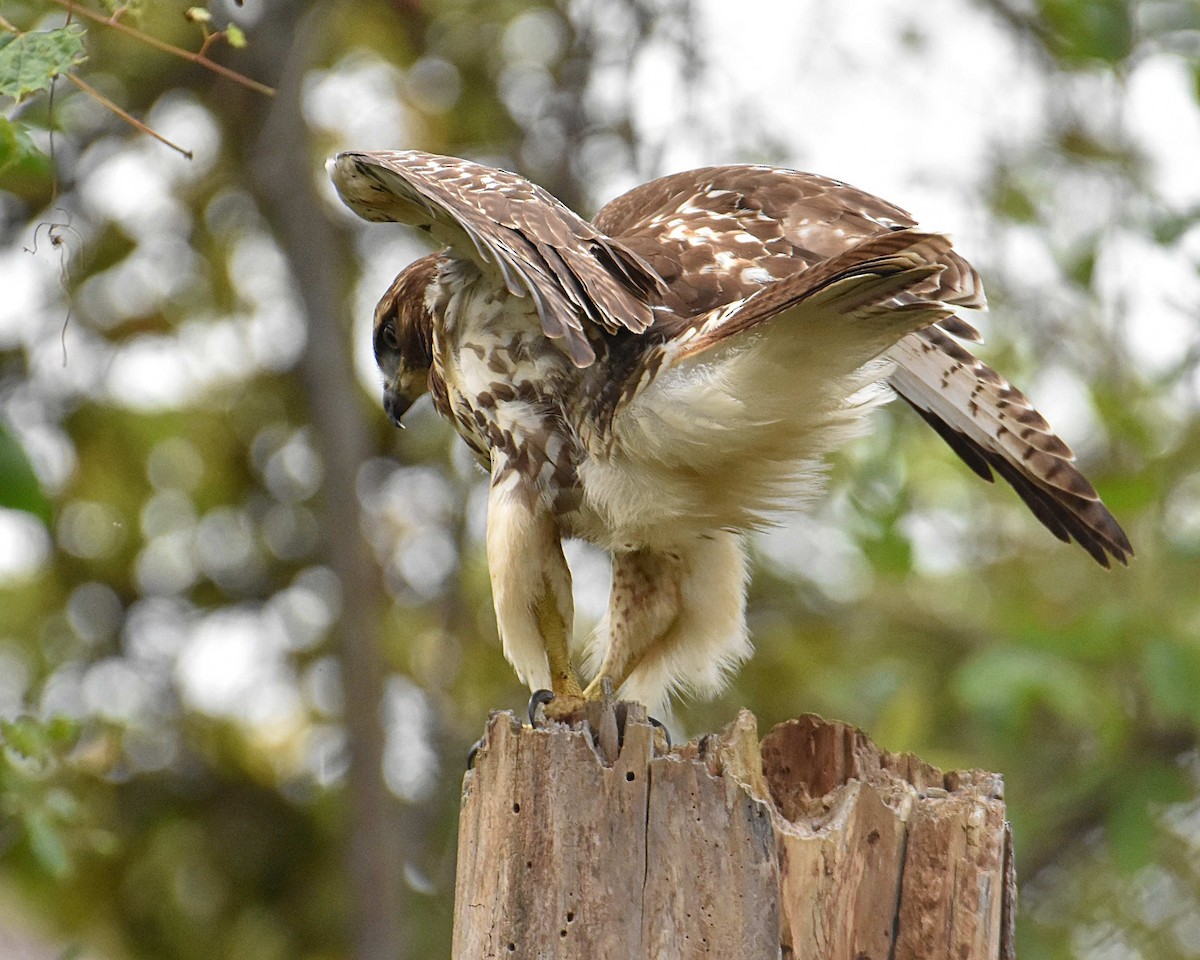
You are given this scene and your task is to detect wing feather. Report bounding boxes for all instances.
[340,153,1130,566]
[328,150,665,367]
[671,230,960,360]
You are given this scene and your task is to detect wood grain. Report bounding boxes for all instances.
[452,706,1014,959]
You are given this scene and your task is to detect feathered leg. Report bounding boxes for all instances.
[582,548,683,698]
[583,532,750,716]
[486,467,582,700]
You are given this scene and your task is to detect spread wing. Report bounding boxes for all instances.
[593,164,984,336]
[593,165,1131,566]
[327,150,665,366]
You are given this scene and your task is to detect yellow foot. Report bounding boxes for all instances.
[528,676,613,724]
[579,675,617,702]
[542,692,588,722]
[527,686,589,724]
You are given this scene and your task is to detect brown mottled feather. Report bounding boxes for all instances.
[889,329,1132,565]
[329,150,665,367]
[594,165,983,333]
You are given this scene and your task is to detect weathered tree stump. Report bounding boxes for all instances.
[452,704,1015,959]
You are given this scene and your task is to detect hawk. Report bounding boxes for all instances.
[328,150,1131,717]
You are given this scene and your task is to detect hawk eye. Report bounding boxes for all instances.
[381,322,400,351]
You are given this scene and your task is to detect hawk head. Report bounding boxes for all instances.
[374,252,440,426]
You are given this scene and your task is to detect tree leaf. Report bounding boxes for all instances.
[25,809,72,877]
[0,25,88,102]
[0,115,45,174]
[0,420,51,525]
[1037,0,1133,65]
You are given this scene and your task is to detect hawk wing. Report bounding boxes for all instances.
[327,150,665,366]
[593,166,1131,566]
[593,164,984,338]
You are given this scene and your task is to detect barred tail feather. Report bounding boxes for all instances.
[888,328,1132,567]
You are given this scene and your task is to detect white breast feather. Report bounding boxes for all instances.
[580,311,897,547]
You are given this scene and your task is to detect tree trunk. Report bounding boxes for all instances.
[241,5,402,958]
[452,705,1015,960]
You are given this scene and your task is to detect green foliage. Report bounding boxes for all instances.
[0,714,80,759]
[0,24,86,101]
[0,715,86,878]
[0,115,44,173]
[0,3,264,189]
[1104,761,1191,873]
[953,647,1093,730]
[989,170,1043,225]
[0,420,52,524]
[1036,0,1133,64]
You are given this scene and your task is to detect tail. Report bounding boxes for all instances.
[888,328,1133,567]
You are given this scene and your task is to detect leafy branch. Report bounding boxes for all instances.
[44,0,273,98]
[0,19,87,102]
[0,0,273,173]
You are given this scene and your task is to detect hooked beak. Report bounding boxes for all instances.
[382,388,411,429]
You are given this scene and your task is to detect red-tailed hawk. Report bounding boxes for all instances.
[328,150,1131,717]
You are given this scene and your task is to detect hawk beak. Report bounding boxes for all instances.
[382,389,411,429]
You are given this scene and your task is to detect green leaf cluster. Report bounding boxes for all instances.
[0,716,85,878]
[0,24,86,102]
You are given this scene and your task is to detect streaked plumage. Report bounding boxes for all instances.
[329,150,1132,715]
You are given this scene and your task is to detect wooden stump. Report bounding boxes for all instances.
[452,704,1015,959]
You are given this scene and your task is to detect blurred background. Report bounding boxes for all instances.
[1,0,1199,957]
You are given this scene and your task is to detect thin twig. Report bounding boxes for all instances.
[66,71,193,158]
[197,31,219,59]
[46,0,275,97]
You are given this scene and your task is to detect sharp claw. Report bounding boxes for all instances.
[647,716,672,749]
[466,736,485,770]
[528,688,555,726]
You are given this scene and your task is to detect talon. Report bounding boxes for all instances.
[466,736,485,770]
[528,688,555,726]
[647,716,672,749]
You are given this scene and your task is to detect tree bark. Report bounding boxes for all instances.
[241,5,401,959]
[452,706,1015,960]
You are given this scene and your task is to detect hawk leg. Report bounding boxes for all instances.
[486,467,583,705]
[582,532,749,713]
[582,547,683,700]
